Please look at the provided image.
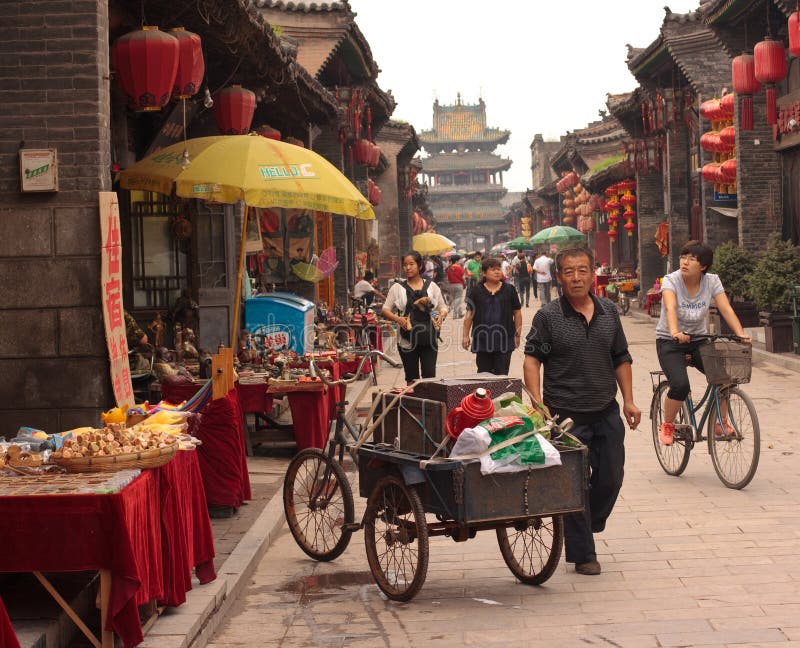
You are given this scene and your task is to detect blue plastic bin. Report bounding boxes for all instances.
[244,292,315,355]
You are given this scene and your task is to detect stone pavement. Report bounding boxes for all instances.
[152,299,800,648]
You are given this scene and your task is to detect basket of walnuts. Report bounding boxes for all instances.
[51,424,179,473]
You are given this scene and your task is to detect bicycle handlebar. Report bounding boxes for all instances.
[306,349,401,387]
[690,333,747,343]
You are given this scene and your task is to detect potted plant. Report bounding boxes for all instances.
[709,241,759,332]
[746,234,800,353]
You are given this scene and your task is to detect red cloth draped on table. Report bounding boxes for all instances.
[187,390,252,508]
[0,595,20,648]
[0,450,214,648]
[285,390,330,449]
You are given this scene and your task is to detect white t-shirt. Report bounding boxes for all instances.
[383,280,447,315]
[501,259,512,280]
[353,279,375,299]
[532,255,552,283]
[655,270,725,339]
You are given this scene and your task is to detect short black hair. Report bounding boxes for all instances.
[555,244,594,273]
[364,271,374,281]
[481,256,502,272]
[680,240,713,273]
[403,250,423,269]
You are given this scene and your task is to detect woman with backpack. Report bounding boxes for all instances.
[382,251,448,384]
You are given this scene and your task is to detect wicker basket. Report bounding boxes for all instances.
[51,443,178,473]
[698,340,752,385]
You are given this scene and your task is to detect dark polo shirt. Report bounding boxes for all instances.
[524,294,632,419]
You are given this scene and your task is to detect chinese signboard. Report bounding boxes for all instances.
[99,192,135,408]
[19,149,58,192]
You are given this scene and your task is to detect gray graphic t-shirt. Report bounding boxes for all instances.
[655,270,725,339]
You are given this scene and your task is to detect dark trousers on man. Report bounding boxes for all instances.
[475,351,512,375]
[514,278,531,307]
[551,402,625,564]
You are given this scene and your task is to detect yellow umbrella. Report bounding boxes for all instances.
[119,135,374,345]
[412,232,456,255]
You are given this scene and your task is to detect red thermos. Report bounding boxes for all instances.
[445,388,495,439]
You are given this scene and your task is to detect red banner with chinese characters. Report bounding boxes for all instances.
[100,192,135,407]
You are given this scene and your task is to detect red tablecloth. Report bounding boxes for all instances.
[0,595,20,648]
[645,290,662,315]
[0,450,214,648]
[162,380,329,452]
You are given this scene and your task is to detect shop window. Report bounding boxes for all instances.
[130,191,188,308]
[454,173,470,186]
[195,202,227,289]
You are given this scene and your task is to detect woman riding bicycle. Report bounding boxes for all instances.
[656,241,751,446]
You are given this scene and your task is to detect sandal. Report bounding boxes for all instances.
[658,422,675,445]
[714,421,736,438]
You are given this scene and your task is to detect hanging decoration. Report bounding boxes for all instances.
[754,37,787,125]
[700,92,737,196]
[731,54,761,131]
[603,185,621,244]
[617,180,637,238]
[213,85,256,135]
[170,28,204,99]
[112,26,180,111]
[790,6,800,57]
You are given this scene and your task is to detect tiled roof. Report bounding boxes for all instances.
[254,1,352,13]
[419,97,509,146]
[420,151,512,173]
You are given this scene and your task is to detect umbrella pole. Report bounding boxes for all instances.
[230,204,249,348]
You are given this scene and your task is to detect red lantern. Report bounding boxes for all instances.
[721,158,737,183]
[620,194,636,208]
[732,54,761,131]
[112,26,179,111]
[607,212,619,226]
[213,85,255,134]
[701,163,721,183]
[719,126,736,149]
[719,93,735,120]
[369,142,381,168]
[623,221,636,236]
[790,10,800,57]
[700,99,721,122]
[170,28,204,99]
[355,139,371,164]
[754,37,787,125]
[608,228,619,242]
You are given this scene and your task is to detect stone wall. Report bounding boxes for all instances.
[636,170,666,295]
[0,0,113,431]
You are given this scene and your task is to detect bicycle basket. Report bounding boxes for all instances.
[698,340,752,385]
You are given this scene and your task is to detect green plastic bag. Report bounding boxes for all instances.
[481,416,546,465]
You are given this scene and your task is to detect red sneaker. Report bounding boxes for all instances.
[659,422,675,445]
[714,421,736,438]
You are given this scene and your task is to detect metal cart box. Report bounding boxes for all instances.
[412,375,522,410]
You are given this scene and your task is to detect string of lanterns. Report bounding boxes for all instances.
[700,94,737,191]
[602,180,637,243]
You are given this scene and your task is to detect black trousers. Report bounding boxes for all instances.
[656,338,707,401]
[475,351,512,375]
[551,402,626,564]
[398,344,438,382]
[514,278,531,306]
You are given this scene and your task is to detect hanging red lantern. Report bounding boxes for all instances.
[620,194,636,209]
[112,26,179,111]
[701,163,721,183]
[721,158,737,183]
[608,228,619,243]
[732,54,761,131]
[754,37,787,125]
[213,85,255,134]
[790,9,800,57]
[719,93,735,120]
[354,139,371,164]
[369,142,381,168]
[170,28,204,99]
[719,125,736,149]
[700,99,721,122]
[623,221,636,237]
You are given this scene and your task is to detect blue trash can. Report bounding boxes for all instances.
[244,292,315,355]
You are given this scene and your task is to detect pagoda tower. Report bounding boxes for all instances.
[418,94,512,250]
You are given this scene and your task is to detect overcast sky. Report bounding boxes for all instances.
[349,0,701,192]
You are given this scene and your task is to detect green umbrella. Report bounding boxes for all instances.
[530,225,586,245]
[505,236,535,251]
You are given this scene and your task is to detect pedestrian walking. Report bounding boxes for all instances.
[462,257,522,375]
[446,255,465,318]
[655,240,751,445]
[523,244,641,576]
[464,252,482,295]
[382,251,448,384]
[533,251,553,304]
[511,249,532,307]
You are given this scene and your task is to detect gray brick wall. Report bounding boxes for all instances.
[0,0,113,432]
[637,169,666,295]
[667,123,692,269]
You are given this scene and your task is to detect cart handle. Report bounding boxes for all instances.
[306,349,400,387]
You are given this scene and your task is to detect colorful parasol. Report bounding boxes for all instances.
[412,232,456,255]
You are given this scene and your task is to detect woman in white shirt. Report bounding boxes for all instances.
[382,251,448,383]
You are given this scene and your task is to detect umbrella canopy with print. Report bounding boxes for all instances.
[118,135,374,346]
[529,225,586,245]
[505,236,535,251]
[412,232,456,256]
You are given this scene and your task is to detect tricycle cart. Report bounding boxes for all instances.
[282,352,588,602]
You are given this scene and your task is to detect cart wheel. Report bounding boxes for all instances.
[364,475,429,601]
[283,448,354,561]
[496,515,563,585]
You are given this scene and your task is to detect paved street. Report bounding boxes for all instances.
[208,303,800,647]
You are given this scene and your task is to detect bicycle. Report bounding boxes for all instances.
[650,334,760,489]
[605,283,630,315]
[282,349,401,561]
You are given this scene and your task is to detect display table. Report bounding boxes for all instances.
[162,379,331,452]
[0,595,20,648]
[645,289,662,316]
[0,450,214,648]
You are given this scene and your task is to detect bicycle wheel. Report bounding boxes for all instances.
[707,386,760,489]
[364,475,429,601]
[651,381,691,476]
[496,515,563,585]
[283,448,354,561]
